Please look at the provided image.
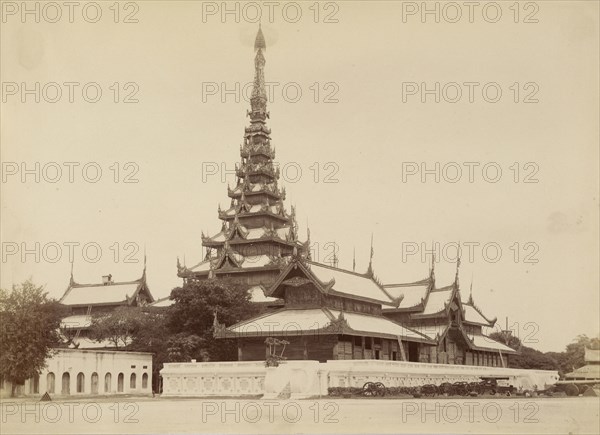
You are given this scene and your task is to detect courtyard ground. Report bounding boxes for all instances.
[1,395,599,434]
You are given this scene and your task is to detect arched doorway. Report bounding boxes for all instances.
[130,373,136,389]
[47,373,55,394]
[117,373,124,392]
[142,373,148,389]
[91,372,99,394]
[61,372,70,395]
[76,372,85,393]
[104,373,112,393]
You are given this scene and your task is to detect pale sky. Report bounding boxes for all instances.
[1,1,598,352]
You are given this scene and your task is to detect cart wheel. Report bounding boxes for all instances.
[374,382,386,397]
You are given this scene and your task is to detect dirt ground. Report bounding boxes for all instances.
[1,395,599,434]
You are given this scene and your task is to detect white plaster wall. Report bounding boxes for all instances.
[160,361,267,397]
[160,359,560,398]
[2,349,153,397]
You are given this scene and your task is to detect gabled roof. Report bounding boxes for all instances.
[60,271,153,307]
[219,307,434,343]
[468,334,517,353]
[383,278,431,309]
[416,284,457,317]
[267,258,396,306]
[410,323,450,341]
[327,309,432,343]
[461,301,496,327]
[564,364,600,380]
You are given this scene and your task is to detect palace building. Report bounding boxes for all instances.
[59,264,154,349]
[195,26,515,367]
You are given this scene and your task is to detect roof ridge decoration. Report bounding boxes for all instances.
[454,247,461,288]
[69,260,75,286]
[365,233,375,277]
[266,256,333,297]
[462,291,497,326]
[324,308,349,334]
[304,227,312,261]
[141,250,147,282]
[383,277,431,288]
[468,273,474,305]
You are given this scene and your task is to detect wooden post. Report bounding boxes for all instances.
[397,336,407,361]
[361,336,365,359]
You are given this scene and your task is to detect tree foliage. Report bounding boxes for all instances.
[547,334,600,376]
[87,278,259,390]
[0,280,66,395]
[167,278,259,361]
[89,307,148,348]
[488,331,600,376]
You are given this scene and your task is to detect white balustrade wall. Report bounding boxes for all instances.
[160,359,560,397]
[160,361,267,397]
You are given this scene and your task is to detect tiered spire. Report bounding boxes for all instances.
[195,25,305,271]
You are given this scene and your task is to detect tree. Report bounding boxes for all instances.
[167,279,259,361]
[127,310,171,393]
[89,307,147,348]
[0,280,66,396]
[488,331,559,371]
[549,334,600,376]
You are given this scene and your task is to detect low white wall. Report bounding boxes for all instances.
[324,360,560,392]
[160,359,560,397]
[1,349,153,398]
[160,361,267,397]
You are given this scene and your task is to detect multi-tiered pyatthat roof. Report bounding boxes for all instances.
[179,26,306,284]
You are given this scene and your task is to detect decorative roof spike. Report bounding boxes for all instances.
[468,274,474,305]
[305,226,312,261]
[332,244,339,268]
[366,233,374,277]
[352,247,356,272]
[69,260,75,285]
[454,245,461,287]
[250,25,267,115]
[142,247,147,279]
[254,23,266,51]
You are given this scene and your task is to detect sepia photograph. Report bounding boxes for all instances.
[1,1,599,434]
